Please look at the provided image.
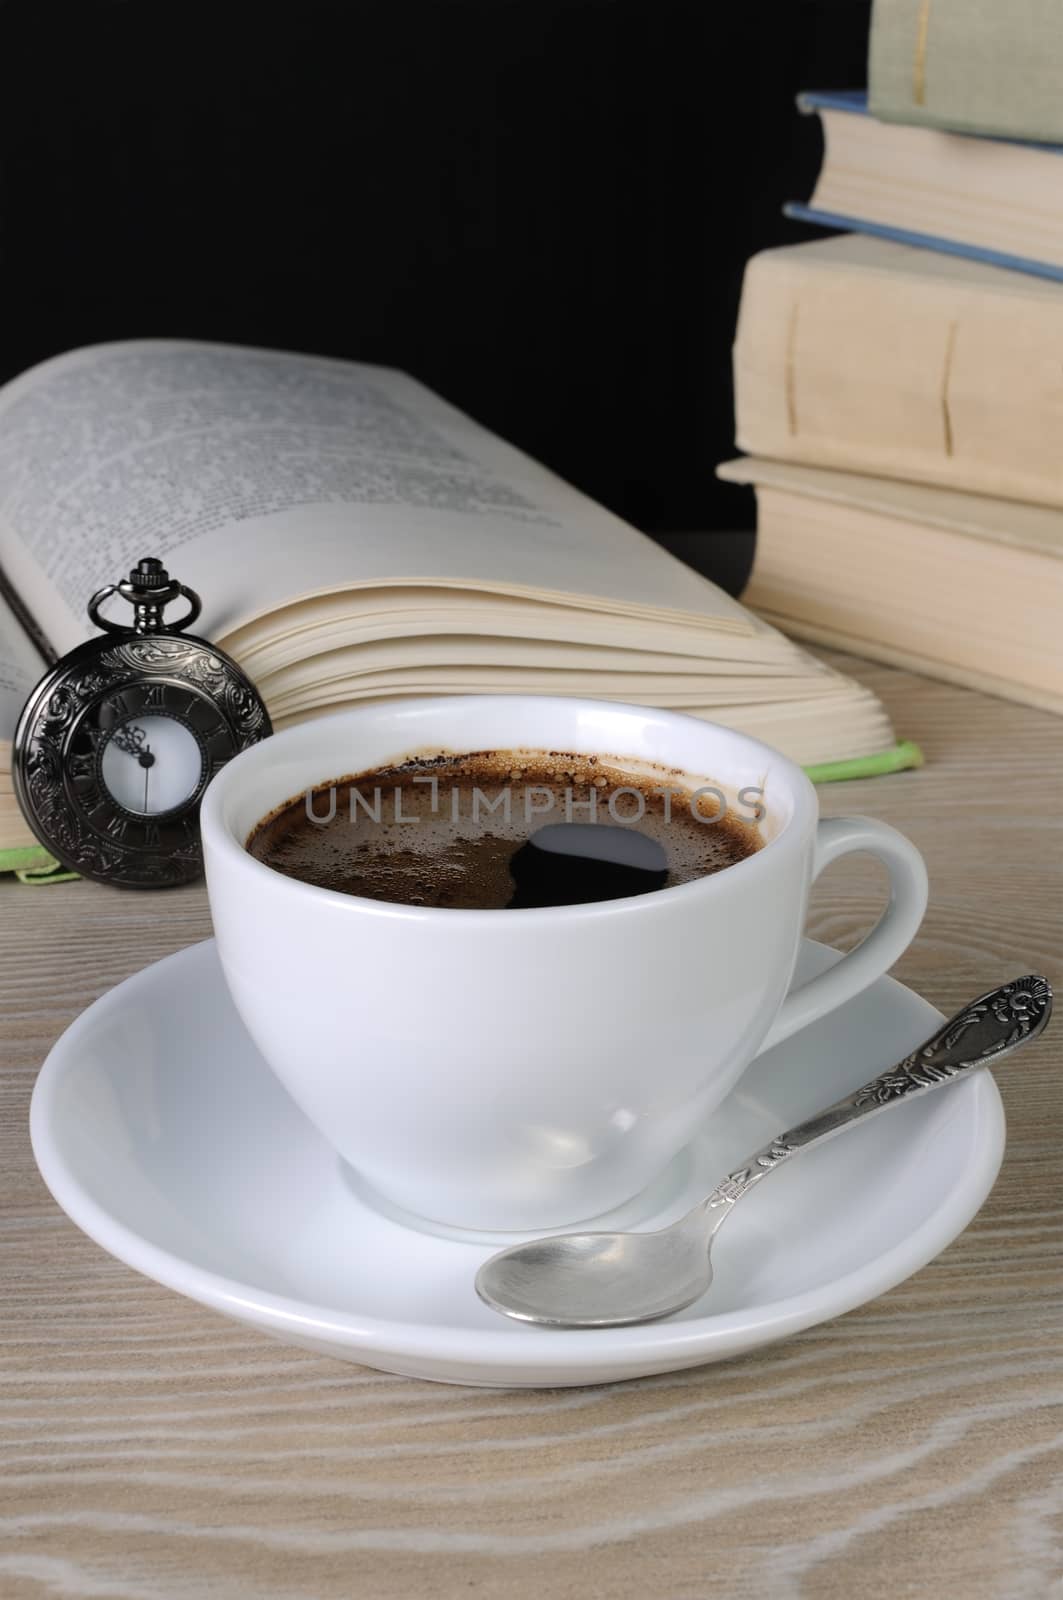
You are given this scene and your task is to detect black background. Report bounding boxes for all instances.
[0,1,870,589]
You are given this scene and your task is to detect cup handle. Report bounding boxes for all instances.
[756,815,929,1055]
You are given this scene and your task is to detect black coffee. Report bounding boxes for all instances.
[246,751,762,910]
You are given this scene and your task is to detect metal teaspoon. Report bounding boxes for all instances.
[475,976,1052,1328]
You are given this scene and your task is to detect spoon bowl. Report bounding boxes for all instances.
[477,1220,714,1327]
[476,977,1052,1328]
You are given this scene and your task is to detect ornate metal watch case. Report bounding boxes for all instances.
[13,558,271,888]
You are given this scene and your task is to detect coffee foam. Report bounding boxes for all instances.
[246,749,763,910]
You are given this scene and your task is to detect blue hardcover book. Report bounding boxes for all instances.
[787,89,1063,285]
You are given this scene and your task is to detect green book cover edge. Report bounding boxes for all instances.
[803,740,924,784]
[0,845,79,884]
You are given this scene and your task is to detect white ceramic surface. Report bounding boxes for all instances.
[199,696,928,1229]
[29,939,1004,1389]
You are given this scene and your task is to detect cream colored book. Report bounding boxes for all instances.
[789,90,1063,275]
[734,233,1063,510]
[718,456,1063,714]
[0,340,905,855]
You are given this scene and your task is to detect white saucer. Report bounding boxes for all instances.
[30,939,1005,1388]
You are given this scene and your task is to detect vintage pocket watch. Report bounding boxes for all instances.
[13,558,271,888]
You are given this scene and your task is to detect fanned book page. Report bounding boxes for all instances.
[0,586,48,850]
[0,340,759,645]
[0,340,898,768]
[0,586,46,750]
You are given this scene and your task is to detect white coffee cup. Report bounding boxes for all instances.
[200,696,927,1231]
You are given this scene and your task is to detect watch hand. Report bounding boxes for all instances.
[112,723,148,759]
[137,744,154,809]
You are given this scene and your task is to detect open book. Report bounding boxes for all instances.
[0,340,905,856]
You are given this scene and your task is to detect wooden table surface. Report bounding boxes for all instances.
[3,650,1061,1600]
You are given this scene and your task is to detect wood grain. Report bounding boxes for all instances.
[2,650,1061,1600]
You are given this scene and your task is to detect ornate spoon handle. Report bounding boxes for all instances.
[700,976,1051,1221]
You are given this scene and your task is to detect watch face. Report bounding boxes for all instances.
[14,633,271,888]
[99,713,207,816]
[70,679,236,849]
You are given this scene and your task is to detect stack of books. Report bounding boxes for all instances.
[719,0,1063,715]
